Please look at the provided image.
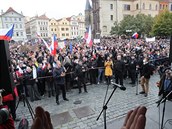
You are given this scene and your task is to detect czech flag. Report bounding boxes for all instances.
[50,34,58,56]
[132,32,139,39]
[0,24,14,41]
[85,25,93,47]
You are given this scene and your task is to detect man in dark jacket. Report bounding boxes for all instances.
[140,58,154,97]
[114,55,125,86]
[53,61,69,105]
[128,55,137,85]
[97,53,105,84]
[75,60,88,93]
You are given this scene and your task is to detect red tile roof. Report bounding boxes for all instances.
[38,14,49,20]
[1,7,24,16]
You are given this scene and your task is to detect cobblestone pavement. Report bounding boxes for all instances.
[15,74,160,129]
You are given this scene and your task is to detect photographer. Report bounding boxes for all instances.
[158,69,172,100]
[24,66,41,102]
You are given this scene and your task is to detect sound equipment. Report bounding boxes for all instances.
[0,40,14,96]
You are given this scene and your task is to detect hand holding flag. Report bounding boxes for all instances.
[0,24,14,41]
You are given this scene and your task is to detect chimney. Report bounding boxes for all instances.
[21,11,23,15]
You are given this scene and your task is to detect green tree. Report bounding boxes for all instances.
[110,14,154,37]
[152,10,172,36]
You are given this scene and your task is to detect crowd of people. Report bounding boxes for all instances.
[0,37,172,129]
[9,37,171,104]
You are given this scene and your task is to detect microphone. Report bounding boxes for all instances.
[111,82,126,91]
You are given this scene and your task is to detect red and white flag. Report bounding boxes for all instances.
[85,26,93,47]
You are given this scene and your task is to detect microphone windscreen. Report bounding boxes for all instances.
[120,86,126,91]
[0,108,9,124]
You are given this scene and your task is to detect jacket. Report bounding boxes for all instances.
[105,61,113,76]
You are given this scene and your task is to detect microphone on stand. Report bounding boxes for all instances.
[111,82,126,91]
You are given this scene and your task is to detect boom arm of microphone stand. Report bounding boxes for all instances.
[157,90,172,107]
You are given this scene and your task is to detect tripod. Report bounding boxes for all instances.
[15,93,35,120]
[97,82,118,129]
[157,90,172,129]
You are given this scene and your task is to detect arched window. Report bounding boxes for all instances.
[136,4,139,10]
[143,3,145,9]
[149,4,152,10]
[155,4,158,10]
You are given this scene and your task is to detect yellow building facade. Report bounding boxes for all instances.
[49,18,58,37]
[56,18,71,40]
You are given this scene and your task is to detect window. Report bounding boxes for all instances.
[124,4,130,10]
[62,33,65,36]
[66,33,69,36]
[10,18,12,21]
[171,4,172,11]
[160,4,162,10]
[156,4,158,10]
[55,29,56,31]
[43,27,44,30]
[51,28,53,31]
[14,18,17,21]
[5,17,7,21]
[136,4,139,10]
[61,28,64,31]
[40,27,42,30]
[46,33,48,37]
[51,23,53,25]
[149,4,152,10]
[110,4,113,10]
[20,32,23,36]
[163,5,165,9]
[66,28,69,31]
[38,22,40,25]
[6,24,8,28]
[54,23,56,25]
[16,24,18,28]
[19,18,21,21]
[142,3,145,9]
[110,15,113,21]
[16,32,19,36]
[103,26,107,32]
[41,33,43,36]
[45,27,47,30]
[20,24,22,28]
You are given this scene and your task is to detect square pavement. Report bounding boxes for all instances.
[14,74,172,129]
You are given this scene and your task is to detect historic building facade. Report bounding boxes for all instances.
[0,7,27,41]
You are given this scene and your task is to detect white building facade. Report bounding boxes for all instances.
[0,7,27,41]
[28,14,49,39]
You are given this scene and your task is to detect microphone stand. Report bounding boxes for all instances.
[157,90,172,129]
[97,85,118,129]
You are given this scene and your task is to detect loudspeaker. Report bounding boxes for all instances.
[0,40,14,96]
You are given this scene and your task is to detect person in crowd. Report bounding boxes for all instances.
[128,55,137,85]
[53,61,69,105]
[114,55,125,86]
[104,56,113,85]
[97,52,105,84]
[158,69,172,100]
[89,56,97,84]
[25,67,41,102]
[45,63,54,97]
[75,60,88,94]
[140,57,154,97]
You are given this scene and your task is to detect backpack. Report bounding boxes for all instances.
[18,118,29,129]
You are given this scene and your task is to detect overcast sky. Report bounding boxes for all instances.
[1,0,91,19]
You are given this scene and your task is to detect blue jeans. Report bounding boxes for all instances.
[98,68,104,83]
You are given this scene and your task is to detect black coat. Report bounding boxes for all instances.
[53,67,65,85]
[140,63,153,79]
[25,72,35,85]
[114,60,125,73]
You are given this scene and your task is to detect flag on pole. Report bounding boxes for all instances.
[50,34,58,56]
[85,26,93,47]
[69,42,73,53]
[132,32,139,39]
[36,32,50,51]
[0,24,14,41]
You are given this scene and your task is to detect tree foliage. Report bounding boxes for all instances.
[152,10,172,36]
[110,14,154,37]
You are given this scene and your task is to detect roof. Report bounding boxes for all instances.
[38,14,49,20]
[1,7,24,17]
[66,17,71,21]
[85,0,92,11]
